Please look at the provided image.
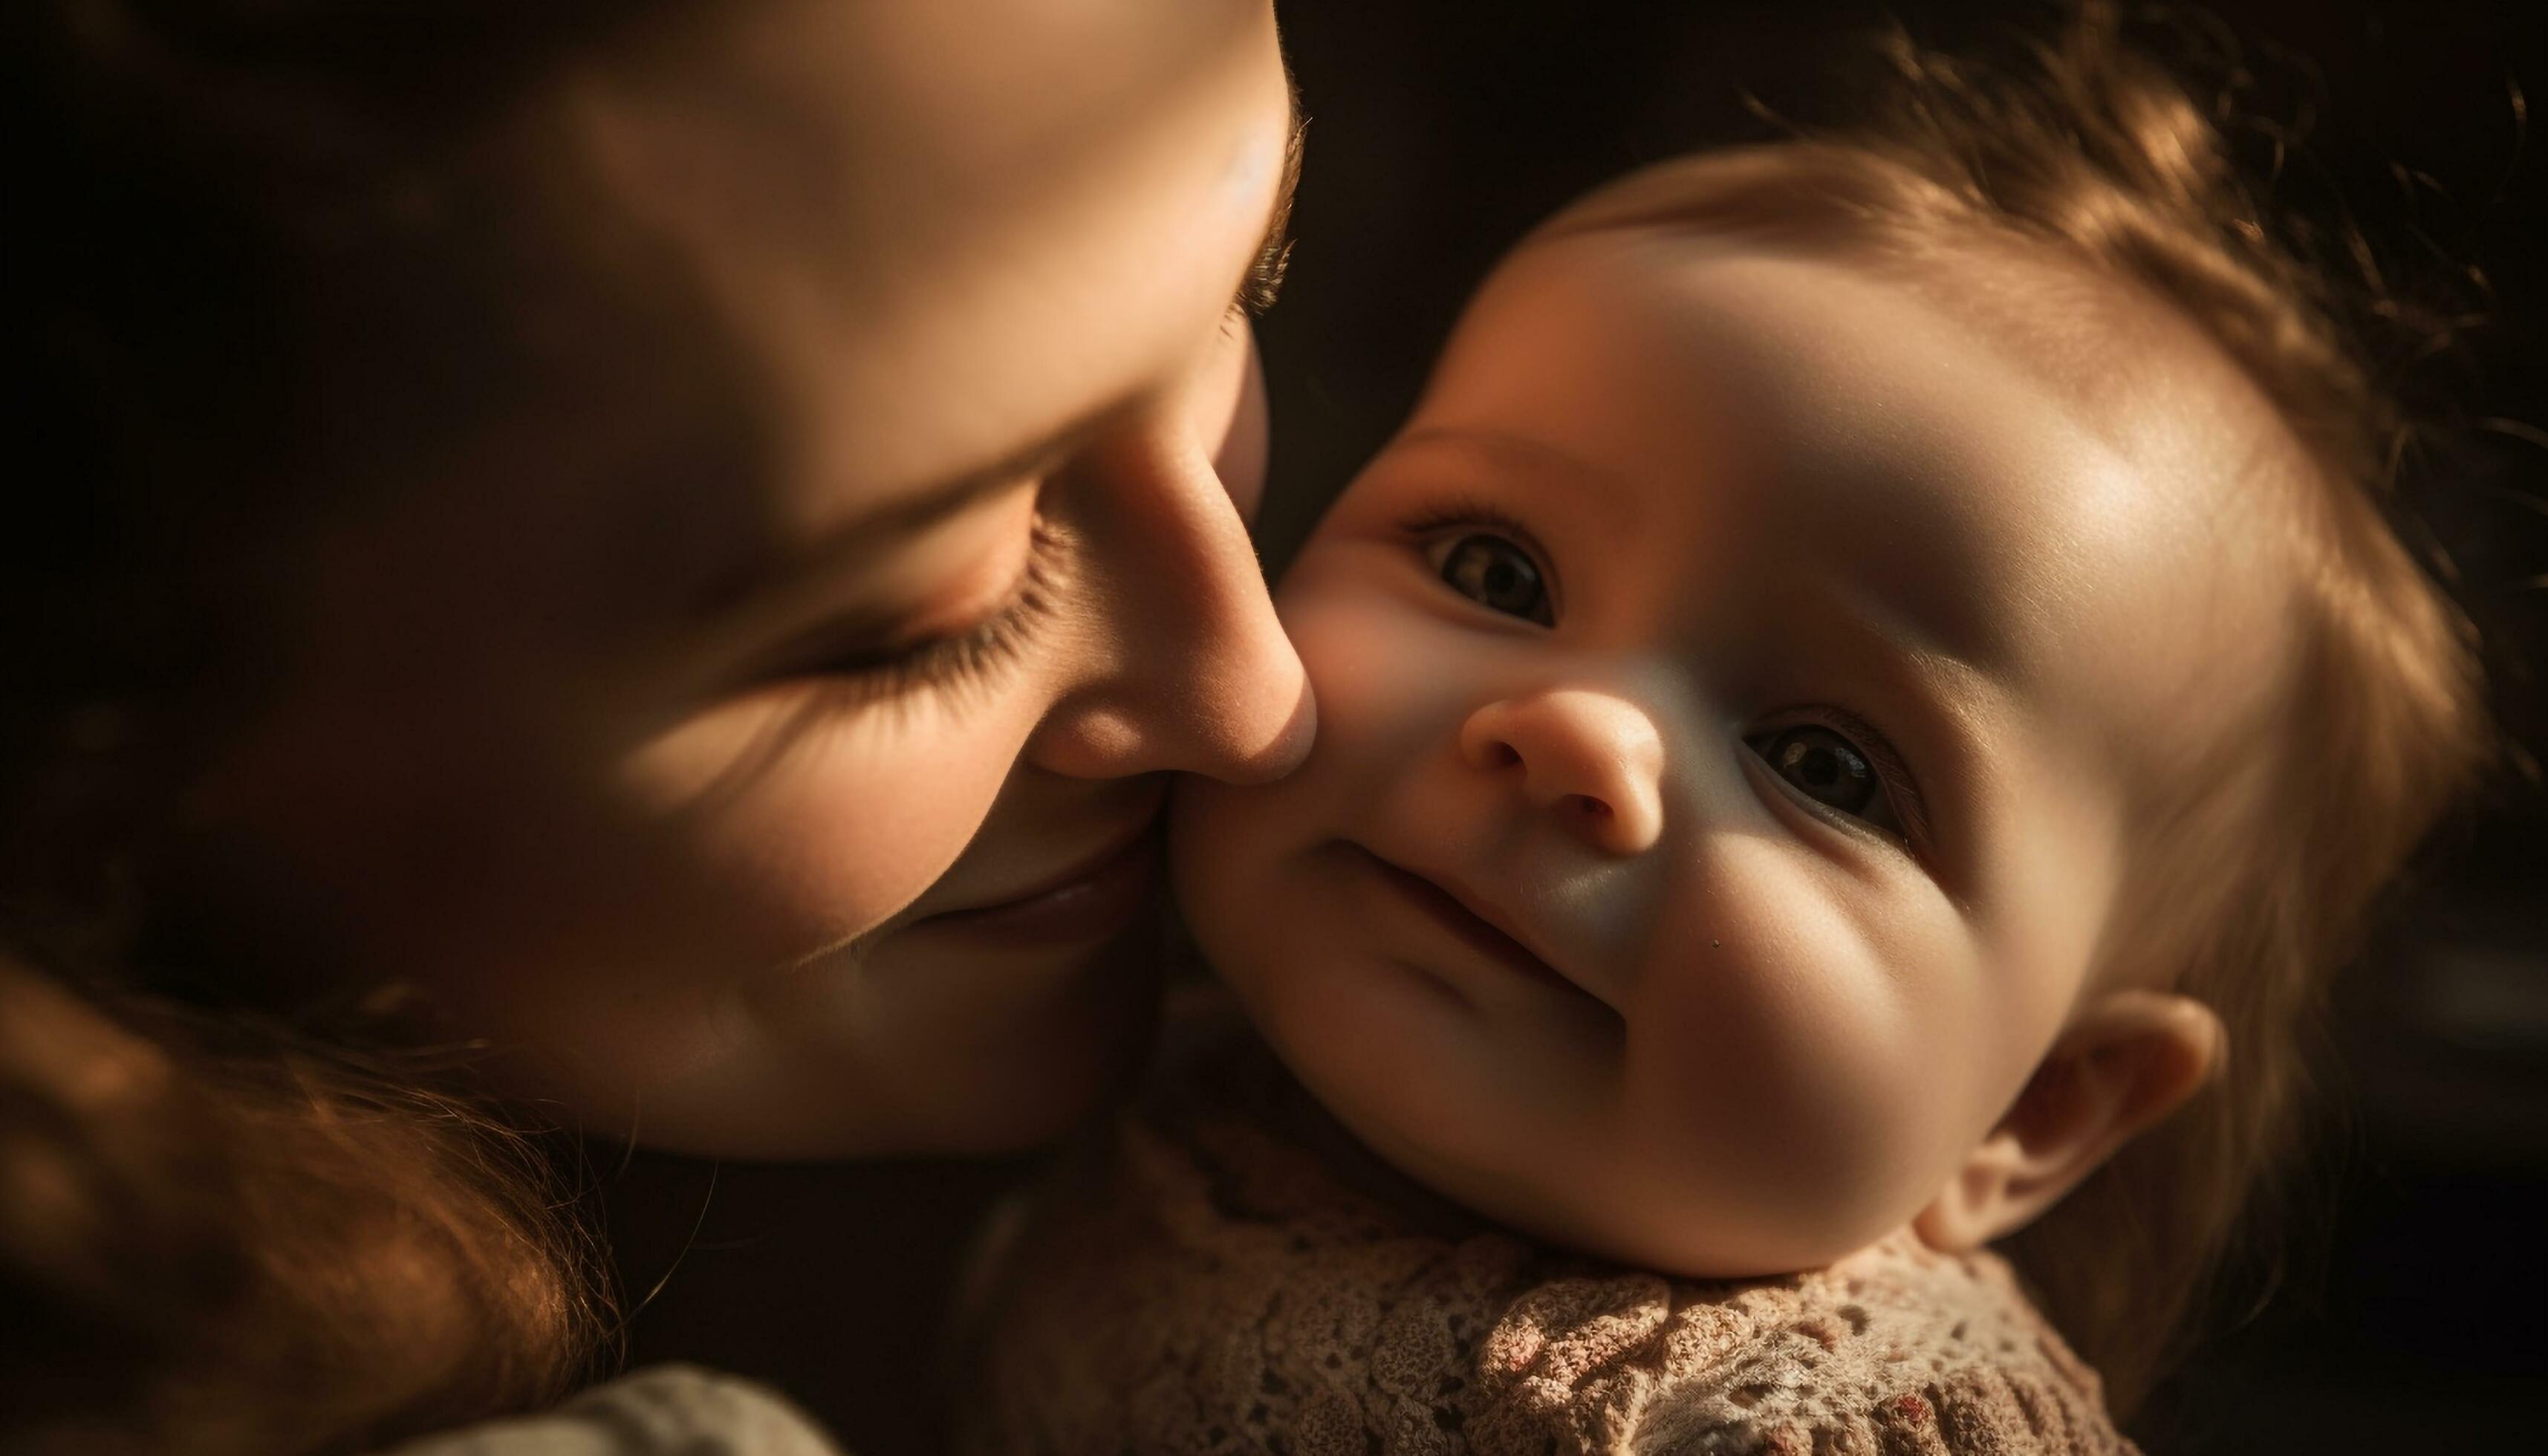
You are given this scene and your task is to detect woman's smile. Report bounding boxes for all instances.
[910,819,1164,949]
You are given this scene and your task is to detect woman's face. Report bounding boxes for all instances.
[192,0,1311,1156]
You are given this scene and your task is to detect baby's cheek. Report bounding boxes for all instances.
[1276,559,1510,773]
[1623,847,1984,1269]
[1277,565,1429,713]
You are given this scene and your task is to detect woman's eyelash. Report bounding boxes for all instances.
[799,523,1063,706]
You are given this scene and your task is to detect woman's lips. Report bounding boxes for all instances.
[1351,845,1592,1001]
[911,828,1162,949]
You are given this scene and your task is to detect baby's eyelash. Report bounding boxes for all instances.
[1396,494,1563,623]
[1775,706,1937,859]
[1394,495,1541,546]
[1835,709,1931,852]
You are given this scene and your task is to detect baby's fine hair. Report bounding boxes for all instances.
[1533,2,2489,1411]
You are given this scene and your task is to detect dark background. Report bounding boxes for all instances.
[1255,1,2547,1450]
[616,4,2547,1452]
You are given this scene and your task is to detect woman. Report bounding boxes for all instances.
[3,0,1308,1449]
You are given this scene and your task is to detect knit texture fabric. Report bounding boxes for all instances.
[966,1027,2137,1456]
[381,1365,840,1456]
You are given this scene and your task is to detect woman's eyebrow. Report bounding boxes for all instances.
[1238,91,1307,315]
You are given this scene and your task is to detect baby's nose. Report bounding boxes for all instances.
[1458,689,1665,856]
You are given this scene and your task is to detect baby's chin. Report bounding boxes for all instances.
[1260,1015,1916,1281]
[1386,1124,1907,1279]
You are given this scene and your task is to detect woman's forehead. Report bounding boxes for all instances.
[590,0,1280,202]
[556,0,1295,527]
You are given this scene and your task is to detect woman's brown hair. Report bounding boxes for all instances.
[1542,1,2492,1412]
[0,962,608,1453]
[0,2,717,1449]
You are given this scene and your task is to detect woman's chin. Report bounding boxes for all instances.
[896,978,1162,1157]
[771,944,1162,1159]
[498,913,1168,1160]
[845,911,1171,1157]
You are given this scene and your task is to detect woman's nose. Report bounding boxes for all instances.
[1024,431,1313,786]
[1458,689,1665,856]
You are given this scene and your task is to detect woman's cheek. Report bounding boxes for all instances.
[621,692,1026,955]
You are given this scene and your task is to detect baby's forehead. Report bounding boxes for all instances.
[1515,215,2304,493]
[1457,230,2281,540]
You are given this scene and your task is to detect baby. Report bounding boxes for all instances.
[965,14,2484,1454]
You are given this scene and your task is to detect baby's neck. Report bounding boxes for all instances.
[1156,980,1492,1240]
[1263,1062,1495,1241]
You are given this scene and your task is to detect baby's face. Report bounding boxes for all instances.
[1175,222,2302,1275]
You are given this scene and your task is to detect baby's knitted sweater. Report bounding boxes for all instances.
[965,1019,2137,1456]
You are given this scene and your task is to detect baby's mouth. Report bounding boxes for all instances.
[1348,845,1603,1007]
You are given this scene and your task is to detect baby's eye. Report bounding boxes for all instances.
[1746,724,1902,834]
[1433,533,1553,625]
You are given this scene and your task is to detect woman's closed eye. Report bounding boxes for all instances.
[765,522,1063,708]
[1743,713,1930,851]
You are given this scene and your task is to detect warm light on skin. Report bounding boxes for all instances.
[1175,215,2293,1277]
[189,0,1309,1157]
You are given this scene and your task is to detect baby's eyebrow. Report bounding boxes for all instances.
[1383,426,1641,523]
[1388,426,1619,486]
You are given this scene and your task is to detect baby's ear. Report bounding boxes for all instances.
[1914,990,2223,1252]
